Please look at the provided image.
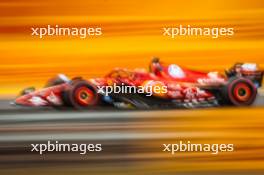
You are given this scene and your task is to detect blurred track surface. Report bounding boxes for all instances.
[0,96,264,175]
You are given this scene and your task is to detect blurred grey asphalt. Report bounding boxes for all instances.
[0,95,264,175]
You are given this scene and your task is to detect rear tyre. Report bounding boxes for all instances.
[62,80,99,109]
[222,77,257,106]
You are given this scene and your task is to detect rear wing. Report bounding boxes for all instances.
[226,63,264,88]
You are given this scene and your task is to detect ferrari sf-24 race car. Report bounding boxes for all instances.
[14,58,263,109]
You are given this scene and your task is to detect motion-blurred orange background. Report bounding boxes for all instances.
[0,0,263,97]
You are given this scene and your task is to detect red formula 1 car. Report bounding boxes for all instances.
[14,58,263,109]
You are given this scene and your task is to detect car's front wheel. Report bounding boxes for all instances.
[62,80,99,109]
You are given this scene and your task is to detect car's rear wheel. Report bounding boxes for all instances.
[223,77,257,106]
[63,80,99,109]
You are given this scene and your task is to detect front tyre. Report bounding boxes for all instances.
[63,80,99,109]
[223,77,257,106]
